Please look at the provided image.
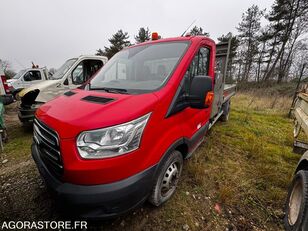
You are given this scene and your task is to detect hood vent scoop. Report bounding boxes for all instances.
[82,95,114,104]
[64,91,76,97]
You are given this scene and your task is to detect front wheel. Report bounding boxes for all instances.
[148,150,183,206]
[284,170,308,230]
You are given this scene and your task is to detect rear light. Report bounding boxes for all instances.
[1,75,10,94]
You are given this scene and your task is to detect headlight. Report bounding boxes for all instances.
[77,113,151,159]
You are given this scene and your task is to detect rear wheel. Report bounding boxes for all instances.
[284,170,308,230]
[148,150,183,206]
[220,100,230,122]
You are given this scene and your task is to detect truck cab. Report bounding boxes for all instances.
[31,36,235,218]
[7,67,49,98]
[18,55,108,124]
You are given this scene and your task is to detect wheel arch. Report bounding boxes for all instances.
[296,159,308,173]
[154,138,188,175]
[295,151,308,173]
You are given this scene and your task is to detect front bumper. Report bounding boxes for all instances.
[18,106,38,123]
[31,143,157,219]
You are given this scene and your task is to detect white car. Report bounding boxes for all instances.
[18,55,108,124]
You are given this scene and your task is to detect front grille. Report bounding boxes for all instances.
[33,118,63,179]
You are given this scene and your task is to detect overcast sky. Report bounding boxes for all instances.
[0,0,274,72]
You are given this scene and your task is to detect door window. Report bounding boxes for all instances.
[23,70,42,81]
[71,60,103,85]
[184,47,210,94]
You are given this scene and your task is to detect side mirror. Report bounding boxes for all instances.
[63,78,69,85]
[188,75,213,109]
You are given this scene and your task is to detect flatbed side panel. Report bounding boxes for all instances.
[294,107,308,137]
[210,41,231,119]
[223,84,236,103]
[298,93,308,103]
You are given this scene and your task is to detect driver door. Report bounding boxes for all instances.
[22,70,42,88]
[181,46,212,150]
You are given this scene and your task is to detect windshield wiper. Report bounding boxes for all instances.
[90,87,128,94]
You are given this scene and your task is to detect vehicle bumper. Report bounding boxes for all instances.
[18,106,37,123]
[31,143,157,219]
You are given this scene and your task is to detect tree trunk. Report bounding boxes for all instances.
[264,0,300,81]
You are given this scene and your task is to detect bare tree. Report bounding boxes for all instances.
[263,0,308,82]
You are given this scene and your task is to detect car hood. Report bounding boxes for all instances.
[36,89,159,139]
[19,80,61,98]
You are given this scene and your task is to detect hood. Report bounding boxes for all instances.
[36,89,159,139]
[19,80,61,98]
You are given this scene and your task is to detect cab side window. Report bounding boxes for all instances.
[184,47,210,94]
[71,60,104,85]
[24,70,42,81]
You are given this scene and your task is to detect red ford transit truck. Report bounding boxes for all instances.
[32,35,236,218]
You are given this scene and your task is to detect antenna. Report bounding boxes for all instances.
[181,19,197,37]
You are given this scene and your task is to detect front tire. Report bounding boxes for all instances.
[148,150,183,206]
[284,170,308,230]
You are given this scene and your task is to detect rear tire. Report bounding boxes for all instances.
[148,150,183,206]
[284,170,308,231]
[220,100,230,122]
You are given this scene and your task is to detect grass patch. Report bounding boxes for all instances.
[1,102,33,164]
[180,92,298,230]
[0,92,300,230]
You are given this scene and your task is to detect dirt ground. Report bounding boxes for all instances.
[0,93,299,230]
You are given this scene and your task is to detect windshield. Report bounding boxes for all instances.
[13,70,26,79]
[90,41,189,94]
[50,58,77,80]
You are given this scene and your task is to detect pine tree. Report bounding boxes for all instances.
[189,26,209,36]
[95,48,104,56]
[97,30,131,59]
[237,5,263,81]
[135,27,151,43]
